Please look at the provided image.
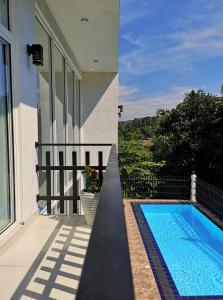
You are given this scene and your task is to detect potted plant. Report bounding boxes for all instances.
[80,166,100,226]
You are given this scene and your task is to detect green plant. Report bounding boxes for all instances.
[82,166,100,193]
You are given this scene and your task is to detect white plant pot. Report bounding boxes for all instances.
[80,191,100,226]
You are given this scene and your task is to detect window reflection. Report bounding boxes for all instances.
[0,37,13,230]
[0,0,9,29]
[36,19,53,199]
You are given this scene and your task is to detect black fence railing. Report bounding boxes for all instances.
[35,142,112,214]
[196,178,223,220]
[122,175,191,200]
[76,145,134,300]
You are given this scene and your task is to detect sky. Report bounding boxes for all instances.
[119,0,223,120]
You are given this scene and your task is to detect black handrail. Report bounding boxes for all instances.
[76,144,135,300]
[35,142,112,147]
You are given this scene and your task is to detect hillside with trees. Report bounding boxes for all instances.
[119,90,223,189]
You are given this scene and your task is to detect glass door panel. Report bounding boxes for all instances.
[54,46,65,145]
[74,78,80,145]
[36,19,53,200]
[0,0,9,29]
[0,37,13,230]
[54,46,65,194]
[66,64,74,182]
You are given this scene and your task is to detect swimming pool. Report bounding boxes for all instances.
[133,203,223,299]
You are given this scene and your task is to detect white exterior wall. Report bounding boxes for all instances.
[11,0,39,225]
[0,1,119,240]
[80,72,118,165]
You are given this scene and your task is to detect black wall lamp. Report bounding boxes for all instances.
[27,44,43,66]
[118,105,123,118]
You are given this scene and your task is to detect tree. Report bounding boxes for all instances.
[153,91,223,187]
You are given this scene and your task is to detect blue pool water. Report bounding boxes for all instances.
[140,204,223,297]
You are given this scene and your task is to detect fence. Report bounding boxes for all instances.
[36,143,112,214]
[121,175,191,200]
[196,178,223,220]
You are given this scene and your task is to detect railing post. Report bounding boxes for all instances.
[85,151,90,165]
[46,151,51,214]
[98,151,103,186]
[191,171,197,202]
[59,151,65,214]
[72,151,77,214]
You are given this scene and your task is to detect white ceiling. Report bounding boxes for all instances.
[45,0,120,72]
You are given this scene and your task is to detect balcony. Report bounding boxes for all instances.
[0,142,222,300]
[0,144,134,300]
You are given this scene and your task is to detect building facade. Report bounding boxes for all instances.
[0,0,119,240]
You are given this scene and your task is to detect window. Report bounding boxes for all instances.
[35,19,53,196]
[0,37,14,231]
[54,46,65,145]
[35,17,81,206]
[66,63,74,181]
[67,64,74,145]
[0,0,9,29]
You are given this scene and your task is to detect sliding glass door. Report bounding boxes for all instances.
[36,20,53,197]
[35,17,80,211]
[0,37,14,231]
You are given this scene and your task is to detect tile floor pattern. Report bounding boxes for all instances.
[0,215,91,300]
[124,199,161,300]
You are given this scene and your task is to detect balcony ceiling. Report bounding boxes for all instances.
[45,0,120,72]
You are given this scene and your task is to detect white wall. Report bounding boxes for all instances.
[80,72,118,165]
[0,1,119,240]
[11,0,39,223]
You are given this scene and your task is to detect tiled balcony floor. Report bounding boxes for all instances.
[0,215,91,300]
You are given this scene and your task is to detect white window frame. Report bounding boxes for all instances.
[0,4,16,233]
[35,5,81,214]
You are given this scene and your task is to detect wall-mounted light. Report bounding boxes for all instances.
[118,105,123,113]
[27,44,43,66]
[81,17,89,24]
[118,105,123,118]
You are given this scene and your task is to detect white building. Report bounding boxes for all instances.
[0,0,119,239]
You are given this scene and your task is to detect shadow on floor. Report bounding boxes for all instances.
[9,215,91,300]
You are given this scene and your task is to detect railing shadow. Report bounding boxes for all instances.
[11,215,91,300]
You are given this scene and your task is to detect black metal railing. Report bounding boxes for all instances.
[35,142,112,214]
[197,178,223,220]
[122,175,191,200]
[76,144,134,300]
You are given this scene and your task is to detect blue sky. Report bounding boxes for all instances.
[119,0,223,120]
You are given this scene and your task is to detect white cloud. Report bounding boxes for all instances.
[120,12,223,77]
[121,10,149,26]
[119,84,139,100]
[122,33,144,48]
[119,86,198,121]
[119,0,223,120]
[120,0,151,26]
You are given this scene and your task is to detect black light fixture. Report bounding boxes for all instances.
[81,17,89,24]
[27,44,43,66]
[118,105,123,118]
[118,105,123,113]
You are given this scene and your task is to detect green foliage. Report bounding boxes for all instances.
[153,91,223,187]
[118,139,165,177]
[119,90,223,188]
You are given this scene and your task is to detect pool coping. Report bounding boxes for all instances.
[131,201,223,300]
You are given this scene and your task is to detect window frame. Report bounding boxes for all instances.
[35,8,81,206]
[0,0,9,30]
[0,29,15,233]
